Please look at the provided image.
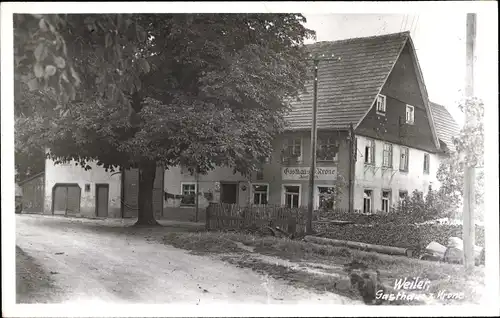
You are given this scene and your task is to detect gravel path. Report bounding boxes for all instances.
[16,214,356,304]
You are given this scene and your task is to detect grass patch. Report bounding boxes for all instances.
[162,231,484,305]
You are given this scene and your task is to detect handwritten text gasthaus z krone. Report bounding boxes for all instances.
[375,277,466,302]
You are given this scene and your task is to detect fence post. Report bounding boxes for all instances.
[205,203,211,231]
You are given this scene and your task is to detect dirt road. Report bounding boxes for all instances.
[16,214,356,304]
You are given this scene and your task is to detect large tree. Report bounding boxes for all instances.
[14,14,315,225]
[436,97,484,220]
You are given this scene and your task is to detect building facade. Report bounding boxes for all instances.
[163,130,351,214]
[166,31,460,216]
[26,31,460,220]
[22,158,163,219]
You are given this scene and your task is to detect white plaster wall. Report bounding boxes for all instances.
[44,159,121,217]
[354,135,440,212]
[162,131,352,211]
[163,166,249,209]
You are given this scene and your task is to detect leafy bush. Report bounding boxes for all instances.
[391,187,449,222]
[316,186,456,225]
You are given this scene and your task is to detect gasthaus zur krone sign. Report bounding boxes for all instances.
[281,167,337,181]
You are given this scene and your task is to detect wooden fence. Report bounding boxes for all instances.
[205,203,307,235]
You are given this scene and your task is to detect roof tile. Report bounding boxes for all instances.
[285,32,410,130]
[429,102,461,152]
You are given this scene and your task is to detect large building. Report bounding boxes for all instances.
[165,32,458,213]
[19,31,461,220]
[165,31,460,215]
[20,159,164,219]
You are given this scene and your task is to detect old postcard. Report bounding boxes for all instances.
[2,1,498,317]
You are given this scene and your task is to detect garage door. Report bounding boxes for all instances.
[53,184,81,216]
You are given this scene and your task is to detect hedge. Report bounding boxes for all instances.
[315,209,439,225]
[313,222,485,250]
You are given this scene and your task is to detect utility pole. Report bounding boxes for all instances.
[463,13,477,270]
[348,123,356,212]
[195,166,200,223]
[306,53,340,235]
[306,58,319,234]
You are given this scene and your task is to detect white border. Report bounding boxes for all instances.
[2,2,499,317]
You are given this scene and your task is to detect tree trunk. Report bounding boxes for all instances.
[135,161,160,226]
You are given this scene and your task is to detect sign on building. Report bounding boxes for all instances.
[282,167,337,181]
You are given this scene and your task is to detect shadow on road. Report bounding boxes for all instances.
[17,214,205,241]
[16,246,61,303]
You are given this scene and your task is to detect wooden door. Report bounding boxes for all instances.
[220,183,238,204]
[66,185,81,215]
[53,186,67,215]
[96,184,109,217]
[52,184,81,215]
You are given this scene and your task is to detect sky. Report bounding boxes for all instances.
[302,13,498,127]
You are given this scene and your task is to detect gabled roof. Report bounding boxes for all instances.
[285,32,411,130]
[429,102,461,153]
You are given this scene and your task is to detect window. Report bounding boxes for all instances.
[405,105,415,124]
[363,190,373,213]
[381,190,391,213]
[181,183,196,205]
[376,94,387,114]
[256,170,264,181]
[399,190,408,205]
[252,184,268,205]
[423,153,430,174]
[364,139,375,164]
[317,136,339,161]
[284,185,300,208]
[318,187,335,210]
[282,137,302,162]
[382,143,393,167]
[399,147,409,172]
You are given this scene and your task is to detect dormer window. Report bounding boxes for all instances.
[376,94,386,115]
[405,105,415,124]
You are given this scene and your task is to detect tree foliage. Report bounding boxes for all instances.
[436,97,485,220]
[392,188,447,222]
[15,14,315,224]
[317,175,348,210]
[14,14,150,110]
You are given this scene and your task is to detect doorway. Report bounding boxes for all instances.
[96,184,109,217]
[220,182,238,204]
[52,184,81,216]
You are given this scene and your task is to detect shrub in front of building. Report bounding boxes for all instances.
[316,222,485,250]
